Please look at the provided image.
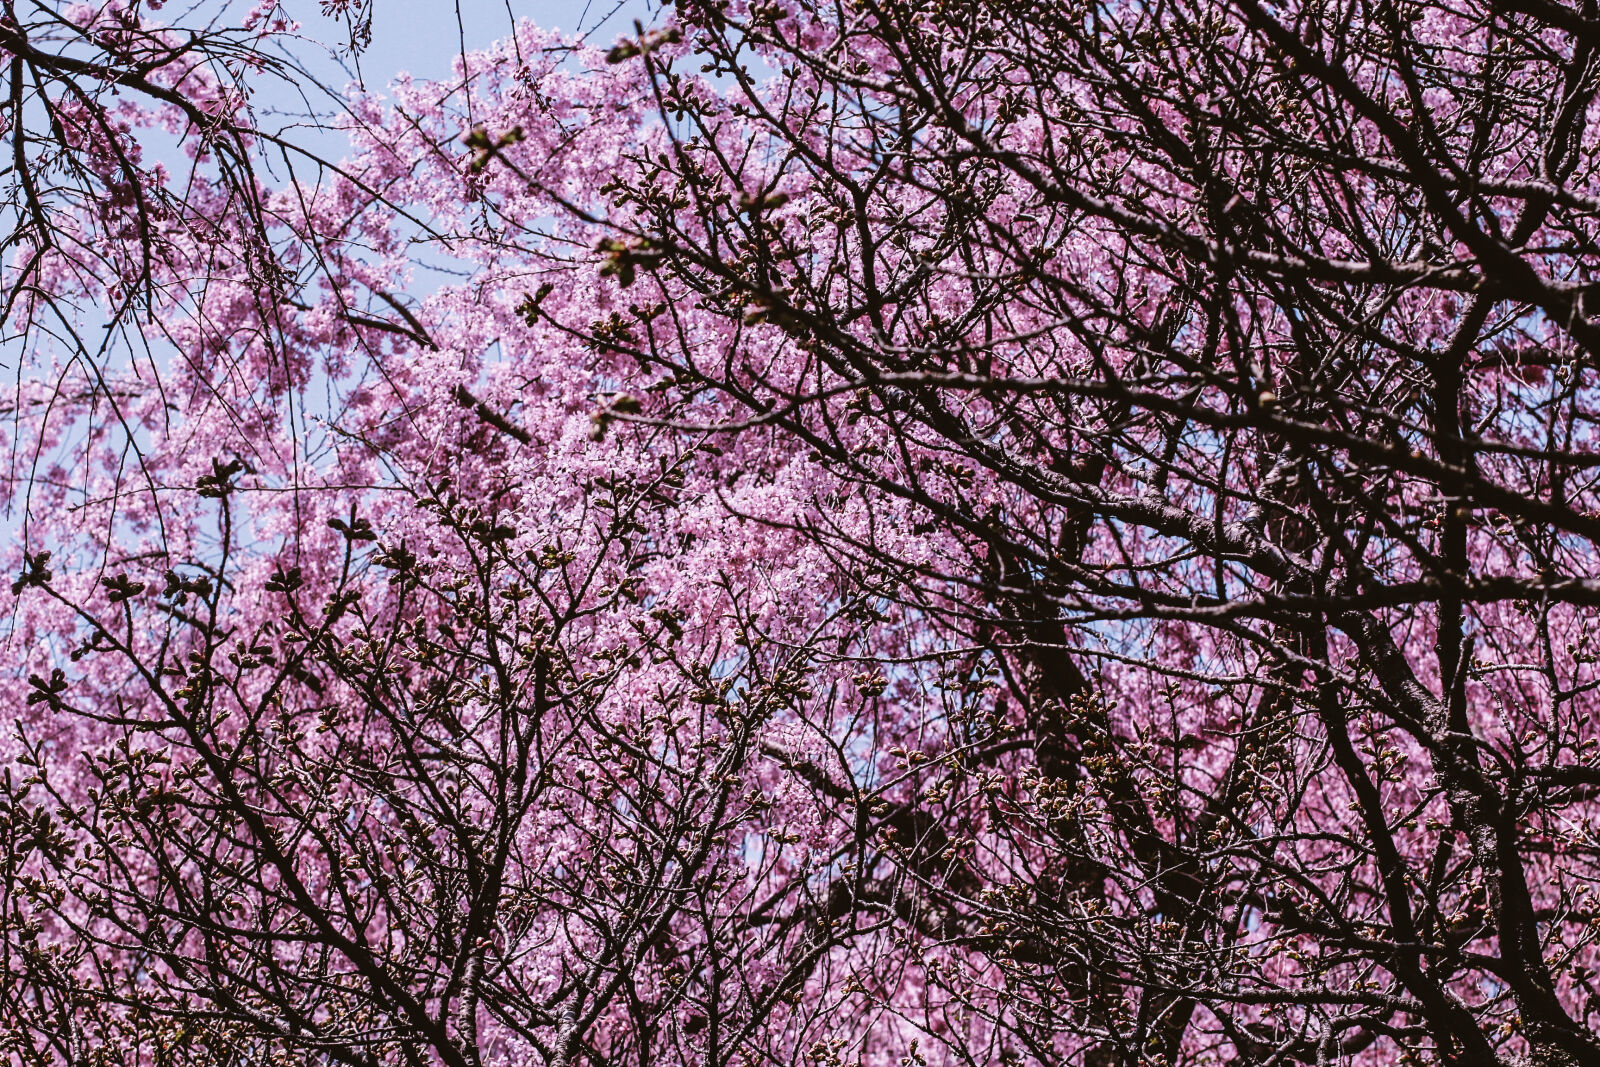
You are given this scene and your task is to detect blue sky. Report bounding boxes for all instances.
[240,0,667,227]
[286,0,657,88]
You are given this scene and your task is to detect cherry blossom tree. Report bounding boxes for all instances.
[6,1,1600,1066]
